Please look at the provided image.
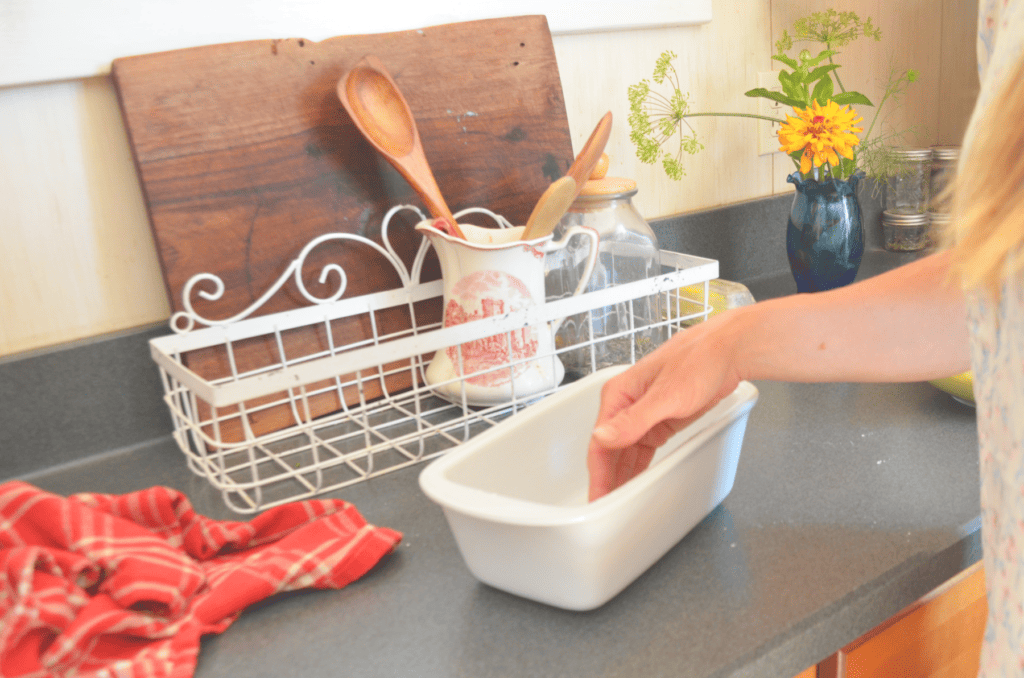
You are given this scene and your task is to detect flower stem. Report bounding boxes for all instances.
[828,48,848,93]
[862,77,898,143]
[682,112,786,123]
[646,102,674,115]
[646,91,676,109]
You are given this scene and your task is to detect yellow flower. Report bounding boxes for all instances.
[778,100,863,175]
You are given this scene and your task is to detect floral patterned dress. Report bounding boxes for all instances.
[967,1,1024,675]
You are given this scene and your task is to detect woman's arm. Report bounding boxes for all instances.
[587,250,970,500]
[740,248,969,383]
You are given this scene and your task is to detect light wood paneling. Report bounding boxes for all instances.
[0,0,982,357]
[0,76,169,356]
[554,0,780,222]
[938,0,982,145]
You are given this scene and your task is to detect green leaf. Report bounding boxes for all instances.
[788,149,805,173]
[743,87,804,109]
[832,156,856,180]
[831,91,874,107]
[775,30,794,55]
[776,71,808,104]
[810,75,834,105]
[803,48,837,68]
[806,64,840,82]
[772,53,799,70]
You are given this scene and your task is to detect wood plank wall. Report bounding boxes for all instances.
[0,0,979,358]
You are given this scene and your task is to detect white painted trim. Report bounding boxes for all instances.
[0,0,711,87]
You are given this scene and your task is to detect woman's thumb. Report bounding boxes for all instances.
[592,403,656,449]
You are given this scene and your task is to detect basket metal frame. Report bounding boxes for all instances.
[150,205,718,512]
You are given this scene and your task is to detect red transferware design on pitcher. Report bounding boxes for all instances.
[524,244,545,260]
[415,218,598,406]
[444,270,539,387]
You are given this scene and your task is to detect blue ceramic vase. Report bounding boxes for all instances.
[786,172,864,293]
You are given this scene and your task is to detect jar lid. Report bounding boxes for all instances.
[928,211,952,223]
[579,176,638,196]
[930,145,960,160]
[882,210,929,224]
[577,153,638,197]
[891,148,932,160]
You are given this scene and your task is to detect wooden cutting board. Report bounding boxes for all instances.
[112,15,574,441]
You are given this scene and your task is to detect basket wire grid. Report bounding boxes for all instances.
[150,206,719,513]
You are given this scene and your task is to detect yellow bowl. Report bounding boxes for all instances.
[928,371,974,405]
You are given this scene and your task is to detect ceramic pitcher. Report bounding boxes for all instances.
[415,219,599,406]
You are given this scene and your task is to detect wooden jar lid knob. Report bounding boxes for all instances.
[580,154,637,196]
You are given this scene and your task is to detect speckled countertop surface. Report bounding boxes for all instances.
[24,378,979,678]
[12,240,981,678]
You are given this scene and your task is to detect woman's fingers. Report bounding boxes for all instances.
[586,320,743,501]
[586,443,618,501]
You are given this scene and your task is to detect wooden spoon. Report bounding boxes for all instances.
[338,55,464,239]
[566,111,612,202]
[519,111,612,241]
[519,176,577,240]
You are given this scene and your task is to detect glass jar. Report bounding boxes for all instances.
[674,279,755,327]
[882,211,930,251]
[885,148,932,214]
[546,173,663,379]
[929,146,960,214]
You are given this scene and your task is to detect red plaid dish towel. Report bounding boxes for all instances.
[0,481,402,678]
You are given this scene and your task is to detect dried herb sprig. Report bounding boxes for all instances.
[628,10,918,182]
[628,52,780,179]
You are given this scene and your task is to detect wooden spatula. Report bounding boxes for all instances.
[520,111,612,240]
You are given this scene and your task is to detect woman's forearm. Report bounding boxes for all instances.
[586,250,971,499]
[733,250,971,384]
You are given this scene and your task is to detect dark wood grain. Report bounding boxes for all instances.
[112,16,573,440]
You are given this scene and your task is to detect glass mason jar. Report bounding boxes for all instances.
[885,148,932,214]
[882,210,930,252]
[545,175,664,379]
[929,146,960,214]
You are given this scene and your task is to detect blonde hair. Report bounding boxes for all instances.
[942,54,1024,294]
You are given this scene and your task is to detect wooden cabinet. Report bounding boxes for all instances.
[842,561,987,677]
[800,562,987,678]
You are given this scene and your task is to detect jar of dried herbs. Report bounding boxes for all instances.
[885,148,932,214]
[882,211,930,252]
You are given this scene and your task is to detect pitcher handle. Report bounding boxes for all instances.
[544,225,600,334]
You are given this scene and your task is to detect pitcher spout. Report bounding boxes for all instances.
[414,217,458,242]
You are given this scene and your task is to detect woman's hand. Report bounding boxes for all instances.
[586,310,747,500]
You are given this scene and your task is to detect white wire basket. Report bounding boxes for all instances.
[150,206,719,513]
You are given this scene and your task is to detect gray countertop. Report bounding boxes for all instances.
[17,248,981,678]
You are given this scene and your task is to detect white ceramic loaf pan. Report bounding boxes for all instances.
[419,365,759,611]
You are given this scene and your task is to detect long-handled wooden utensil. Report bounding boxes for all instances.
[520,111,612,240]
[338,55,463,238]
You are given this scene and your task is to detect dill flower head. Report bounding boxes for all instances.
[778,100,864,176]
